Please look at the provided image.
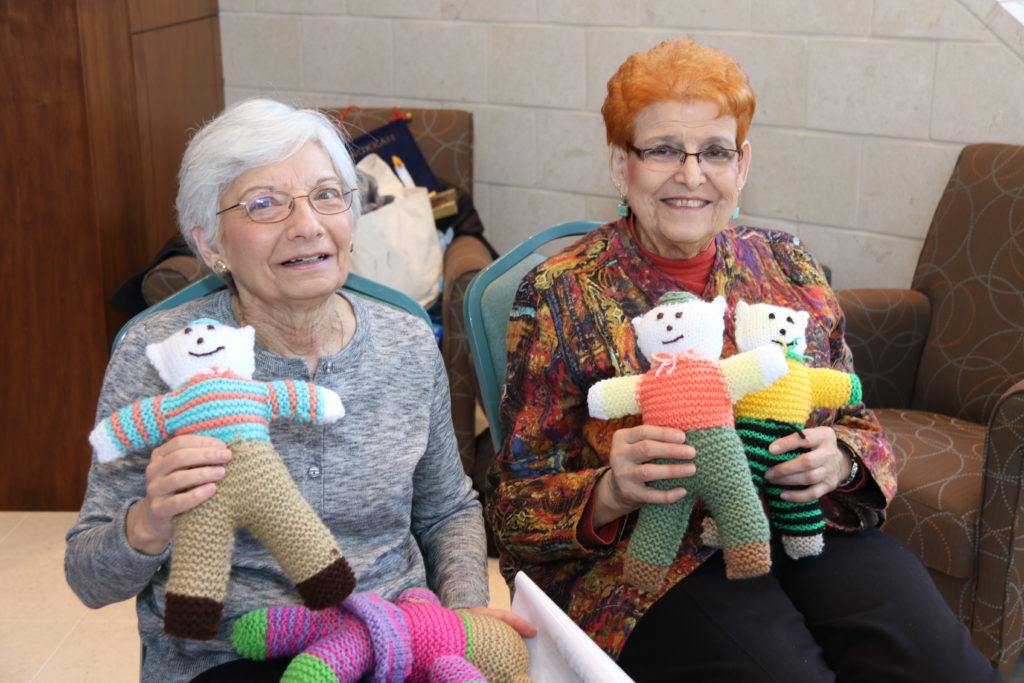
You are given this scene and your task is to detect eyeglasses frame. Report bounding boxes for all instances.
[626,143,744,172]
[216,183,355,224]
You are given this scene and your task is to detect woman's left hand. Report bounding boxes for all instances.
[465,606,537,639]
[764,426,852,502]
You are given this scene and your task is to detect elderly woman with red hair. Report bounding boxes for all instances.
[486,39,998,681]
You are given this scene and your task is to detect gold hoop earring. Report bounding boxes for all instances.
[213,259,229,274]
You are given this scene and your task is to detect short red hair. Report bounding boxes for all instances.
[602,39,756,148]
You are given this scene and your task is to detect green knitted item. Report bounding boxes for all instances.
[587,295,786,590]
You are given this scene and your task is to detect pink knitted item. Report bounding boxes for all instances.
[231,588,532,682]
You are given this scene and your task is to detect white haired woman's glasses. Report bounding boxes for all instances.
[216,182,355,224]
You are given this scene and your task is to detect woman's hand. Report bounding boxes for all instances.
[593,424,696,528]
[465,606,537,638]
[125,435,232,555]
[765,426,852,502]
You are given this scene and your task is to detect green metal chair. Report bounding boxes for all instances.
[463,220,601,451]
[112,271,430,354]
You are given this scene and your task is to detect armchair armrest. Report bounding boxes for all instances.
[836,288,931,409]
[441,234,495,476]
[974,379,1024,667]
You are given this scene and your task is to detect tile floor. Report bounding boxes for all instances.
[0,511,511,682]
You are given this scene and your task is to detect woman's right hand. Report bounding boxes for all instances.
[125,435,232,555]
[592,424,695,528]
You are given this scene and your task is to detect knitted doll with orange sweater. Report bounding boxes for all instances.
[587,292,788,591]
[719,302,862,559]
[89,319,355,640]
[231,587,532,683]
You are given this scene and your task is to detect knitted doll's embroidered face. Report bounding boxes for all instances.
[632,294,727,360]
[145,318,257,388]
[734,301,809,356]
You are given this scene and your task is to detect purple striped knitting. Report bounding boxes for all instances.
[264,604,353,658]
[343,593,414,683]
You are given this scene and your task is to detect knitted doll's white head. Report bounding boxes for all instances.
[145,318,256,388]
[632,292,728,360]
[734,302,810,356]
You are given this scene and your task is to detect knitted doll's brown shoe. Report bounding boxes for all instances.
[296,555,356,609]
[164,592,222,640]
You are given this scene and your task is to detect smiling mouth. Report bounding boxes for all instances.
[189,346,225,357]
[663,334,686,344]
[282,254,329,266]
[772,339,797,349]
[663,199,709,208]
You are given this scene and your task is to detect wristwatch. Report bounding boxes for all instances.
[837,452,860,489]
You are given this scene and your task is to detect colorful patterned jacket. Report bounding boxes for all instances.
[485,218,894,659]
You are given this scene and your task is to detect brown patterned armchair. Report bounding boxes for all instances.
[837,143,1024,677]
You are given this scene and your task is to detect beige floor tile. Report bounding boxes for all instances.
[0,546,91,622]
[488,556,511,611]
[0,618,80,682]
[0,511,77,559]
[0,511,27,543]
[34,616,140,683]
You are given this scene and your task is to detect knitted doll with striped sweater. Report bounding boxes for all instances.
[231,587,532,683]
[704,302,862,560]
[587,292,788,591]
[89,319,355,640]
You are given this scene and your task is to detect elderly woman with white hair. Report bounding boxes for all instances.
[65,99,530,682]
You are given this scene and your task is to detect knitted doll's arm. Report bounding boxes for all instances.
[266,380,344,423]
[808,367,863,409]
[720,344,788,402]
[89,396,167,463]
[587,375,642,420]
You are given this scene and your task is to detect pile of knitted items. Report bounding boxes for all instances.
[714,302,862,559]
[231,587,532,682]
[89,319,355,640]
[587,292,788,591]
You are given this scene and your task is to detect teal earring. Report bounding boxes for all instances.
[732,206,740,220]
[617,186,629,217]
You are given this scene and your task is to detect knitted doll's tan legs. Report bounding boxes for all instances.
[462,612,532,683]
[237,440,355,608]
[165,485,234,639]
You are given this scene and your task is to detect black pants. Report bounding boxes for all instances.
[618,528,1000,682]
[190,657,291,682]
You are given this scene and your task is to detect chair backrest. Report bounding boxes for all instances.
[324,107,474,199]
[463,220,602,451]
[111,272,431,354]
[909,143,1024,423]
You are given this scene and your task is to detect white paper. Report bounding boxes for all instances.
[511,571,635,683]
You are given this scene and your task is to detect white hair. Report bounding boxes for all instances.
[176,98,362,257]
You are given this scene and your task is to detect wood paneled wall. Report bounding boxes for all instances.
[1,0,222,510]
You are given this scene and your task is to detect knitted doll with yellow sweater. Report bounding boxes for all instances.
[89,319,355,640]
[723,302,862,560]
[587,292,788,590]
[231,587,532,683]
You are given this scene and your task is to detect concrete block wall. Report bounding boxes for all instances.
[218,0,1024,289]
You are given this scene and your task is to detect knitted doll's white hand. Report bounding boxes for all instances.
[89,423,124,463]
[319,389,346,422]
[587,382,611,420]
[755,343,788,385]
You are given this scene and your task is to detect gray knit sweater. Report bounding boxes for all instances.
[65,290,488,681]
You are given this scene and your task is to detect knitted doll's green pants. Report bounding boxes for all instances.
[624,426,771,592]
[164,439,354,640]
